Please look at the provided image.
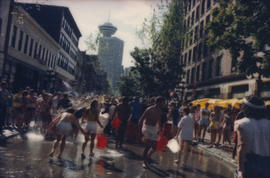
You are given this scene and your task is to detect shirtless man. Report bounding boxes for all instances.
[138,96,165,168]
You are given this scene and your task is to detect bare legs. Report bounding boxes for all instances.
[81,133,96,158]
[198,125,207,142]
[49,135,66,159]
[175,140,191,167]
[142,140,157,168]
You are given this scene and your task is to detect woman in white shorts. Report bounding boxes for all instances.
[48,108,86,159]
[81,100,103,158]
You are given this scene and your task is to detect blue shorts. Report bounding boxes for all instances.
[199,118,209,126]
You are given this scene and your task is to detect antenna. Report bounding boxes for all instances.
[108,10,111,22]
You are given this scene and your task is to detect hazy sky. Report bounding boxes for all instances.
[16,0,159,67]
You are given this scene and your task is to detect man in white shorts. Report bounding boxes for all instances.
[139,96,165,168]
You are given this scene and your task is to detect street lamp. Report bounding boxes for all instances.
[46,68,56,93]
[179,79,186,103]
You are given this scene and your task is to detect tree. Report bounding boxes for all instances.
[207,0,270,96]
[118,70,141,97]
[82,55,110,94]
[130,47,158,96]
[131,0,185,97]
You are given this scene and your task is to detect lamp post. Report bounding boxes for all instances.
[46,68,56,93]
[179,79,186,103]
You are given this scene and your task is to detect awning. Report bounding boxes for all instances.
[63,81,72,89]
[192,98,243,109]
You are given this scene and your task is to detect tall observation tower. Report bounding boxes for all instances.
[98,22,124,93]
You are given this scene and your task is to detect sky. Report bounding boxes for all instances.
[16,0,160,67]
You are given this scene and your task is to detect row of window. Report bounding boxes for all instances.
[186,56,222,84]
[181,39,216,66]
[10,25,56,69]
[57,52,75,75]
[59,32,78,61]
[184,0,217,31]
[185,0,219,16]
[183,15,210,51]
[59,32,70,54]
[62,17,78,46]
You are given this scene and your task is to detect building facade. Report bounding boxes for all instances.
[0,1,61,91]
[98,22,124,91]
[181,0,270,101]
[18,3,81,85]
[0,0,13,77]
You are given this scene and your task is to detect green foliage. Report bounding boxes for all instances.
[129,0,185,97]
[82,56,110,94]
[207,0,270,78]
[118,70,141,97]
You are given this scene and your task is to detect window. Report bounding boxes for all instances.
[193,46,197,62]
[23,34,29,54]
[187,69,190,84]
[34,42,38,58]
[29,39,34,57]
[188,49,192,64]
[187,17,190,29]
[208,58,214,79]
[45,49,48,63]
[200,21,204,38]
[215,55,222,76]
[201,0,205,15]
[196,6,200,22]
[48,52,51,67]
[203,41,208,57]
[190,30,193,46]
[11,25,17,48]
[202,62,207,81]
[193,0,196,8]
[207,0,211,10]
[184,53,187,65]
[191,11,195,26]
[194,26,198,42]
[196,65,200,82]
[18,30,24,51]
[42,47,45,60]
[191,67,195,84]
[198,42,202,60]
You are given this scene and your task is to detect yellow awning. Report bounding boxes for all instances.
[191,98,243,109]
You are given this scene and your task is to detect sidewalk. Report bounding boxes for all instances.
[195,132,237,168]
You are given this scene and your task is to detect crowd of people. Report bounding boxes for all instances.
[0,80,270,178]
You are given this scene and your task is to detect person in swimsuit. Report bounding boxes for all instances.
[138,96,165,168]
[81,100,103,158]
[48,108,86,159]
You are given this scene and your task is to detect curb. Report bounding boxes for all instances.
[196,143,237,168]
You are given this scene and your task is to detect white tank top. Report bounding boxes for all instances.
[234,117,270,157]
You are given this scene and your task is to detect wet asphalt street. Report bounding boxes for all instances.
[0,130,234,178]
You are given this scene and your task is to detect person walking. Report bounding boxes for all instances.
[113,97,131,149]
[234,96,270,178]
[174,107,193,168]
